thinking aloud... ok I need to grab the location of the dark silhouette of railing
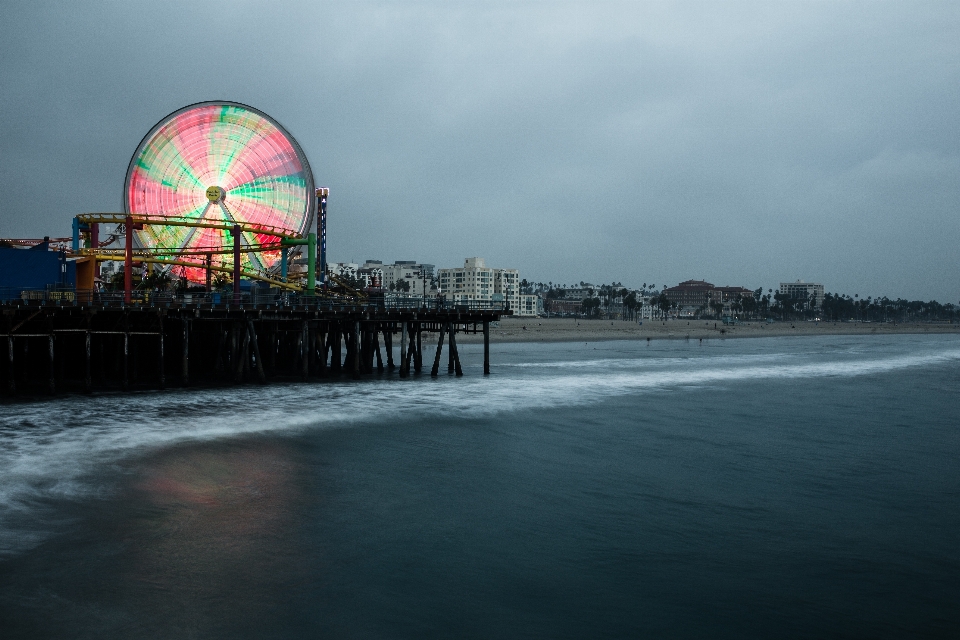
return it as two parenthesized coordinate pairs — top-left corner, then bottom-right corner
(1, 287), (508, 313)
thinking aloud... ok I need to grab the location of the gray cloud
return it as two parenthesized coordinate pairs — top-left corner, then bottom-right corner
(1, 0), (958, 300)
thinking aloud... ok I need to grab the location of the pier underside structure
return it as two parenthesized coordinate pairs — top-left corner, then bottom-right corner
(1, 303), (498, 396)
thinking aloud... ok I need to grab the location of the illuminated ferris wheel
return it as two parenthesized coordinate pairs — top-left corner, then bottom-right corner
(123, 101), (315, 280)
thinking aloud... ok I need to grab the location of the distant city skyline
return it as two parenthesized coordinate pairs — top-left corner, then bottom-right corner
(1, 1), (958, 301)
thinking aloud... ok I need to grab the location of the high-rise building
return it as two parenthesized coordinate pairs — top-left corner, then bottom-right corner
(381, 262), (432, 295)
(779, 281), (824, 309)
(438, 257), (493, 303)
(437, 257), (521, 311)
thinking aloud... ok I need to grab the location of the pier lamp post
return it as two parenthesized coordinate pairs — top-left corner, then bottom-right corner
(418, 267), (428, 309)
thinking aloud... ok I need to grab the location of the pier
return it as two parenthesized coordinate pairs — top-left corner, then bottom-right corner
(0, 100), (510, 399)
(1, 298), (502, 397)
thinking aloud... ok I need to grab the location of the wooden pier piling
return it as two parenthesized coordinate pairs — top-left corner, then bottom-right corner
(249, 320), (266, 384)
(7, 336), (14, 394)
(351, 321), (360, 379)
(431, 325), (446, 377)
(447, 323), (455, 373)
(414, 324), (422, 374)
(374, 325), (384, 373)
(157, 319), (164, 389)
(84, 330), (92, 392)
(181, 318), (190, 386)
(449, 325), (463, 377)
(483, 320), (490, 375)
(400, 322), (408, 378)
(47, 334), (55, 395)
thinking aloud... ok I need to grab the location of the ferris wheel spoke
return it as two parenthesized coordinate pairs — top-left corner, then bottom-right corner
(215, 122), (260, 179)
(171, 201), (215, 253)
(228, 177), (304, 223)
(228, 190), (301, 228)
(217, 201), (268, 273)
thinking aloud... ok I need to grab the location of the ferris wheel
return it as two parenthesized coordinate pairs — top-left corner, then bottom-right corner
(123, 101), (315, 280)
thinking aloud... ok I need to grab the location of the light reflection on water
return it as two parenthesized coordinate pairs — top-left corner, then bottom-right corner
(114, 443), (308, 629)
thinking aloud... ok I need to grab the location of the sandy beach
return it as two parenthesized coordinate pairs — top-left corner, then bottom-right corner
(456, 316), (960, 344)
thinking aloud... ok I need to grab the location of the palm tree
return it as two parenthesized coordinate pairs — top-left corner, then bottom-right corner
(709, 298), (724, 319)
(624, 292), (638, 320)
(655, 292), (671, 319)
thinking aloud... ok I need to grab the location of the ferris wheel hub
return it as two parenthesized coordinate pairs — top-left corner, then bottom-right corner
(205, 186), (226, 203)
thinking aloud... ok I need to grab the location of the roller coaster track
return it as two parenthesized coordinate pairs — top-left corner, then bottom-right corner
(70, 212), (314, 292)
(326, 272), (367, 300)
(74, 244), (286, 259)
(117, 255), (300, 290)
(0, 237), (71, 248)
(7, 213), (363, 300)
(75, 213), (304, 240)
(96, 253), (362, 300)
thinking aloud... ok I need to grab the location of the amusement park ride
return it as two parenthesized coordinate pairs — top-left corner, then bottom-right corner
(67, 101), (342, 302)
(1, 101), (501, 395)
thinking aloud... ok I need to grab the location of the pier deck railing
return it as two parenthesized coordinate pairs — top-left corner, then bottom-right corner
(0, 287), (508, 313)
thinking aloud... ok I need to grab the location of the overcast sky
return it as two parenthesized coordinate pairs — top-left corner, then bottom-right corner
(1, 1), (958, 300)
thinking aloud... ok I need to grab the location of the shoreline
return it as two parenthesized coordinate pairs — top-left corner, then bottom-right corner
(456, 317), (960, 344)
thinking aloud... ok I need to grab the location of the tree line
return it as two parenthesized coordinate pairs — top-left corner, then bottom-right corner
(521, 278), (959, 323)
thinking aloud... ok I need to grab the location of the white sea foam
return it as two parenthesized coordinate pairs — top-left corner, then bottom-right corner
(1, 339), (958, 555)
(498, 351), (801, 370)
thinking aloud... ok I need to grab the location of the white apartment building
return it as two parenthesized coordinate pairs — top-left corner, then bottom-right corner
(383, 264), (428, 295)
(362, 260), (434, 296)
(438, 257), (494, 304)
(392, 260), (435, 279)
(779, 281), (825, 309)
(437, 257), (521, 310)
(638, 295), (655, 320)
(517, 294), (542, 317)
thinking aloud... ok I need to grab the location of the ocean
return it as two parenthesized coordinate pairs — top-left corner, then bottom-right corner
(1, 334), (958, 638)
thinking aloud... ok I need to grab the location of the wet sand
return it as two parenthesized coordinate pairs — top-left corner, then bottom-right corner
(456, 316), (960, 344)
